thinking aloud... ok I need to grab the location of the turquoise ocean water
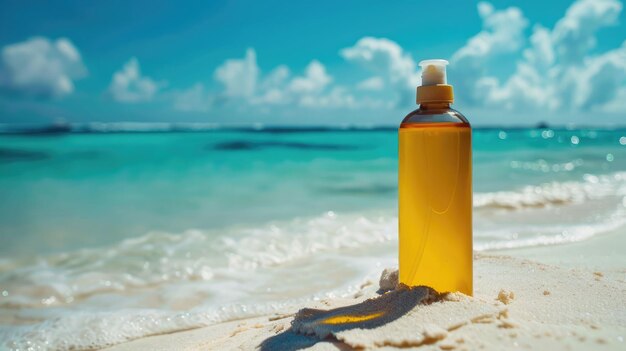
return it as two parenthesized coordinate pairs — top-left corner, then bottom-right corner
(1, 125), (626, 349)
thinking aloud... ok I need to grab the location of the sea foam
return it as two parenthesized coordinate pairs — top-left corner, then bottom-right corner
(473, 172), (626, 210)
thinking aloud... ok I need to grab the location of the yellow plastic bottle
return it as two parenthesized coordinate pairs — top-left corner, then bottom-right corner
(398, 59), (472, 295)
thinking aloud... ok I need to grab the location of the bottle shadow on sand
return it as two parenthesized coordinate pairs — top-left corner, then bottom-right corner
(259, 285), (440, 351)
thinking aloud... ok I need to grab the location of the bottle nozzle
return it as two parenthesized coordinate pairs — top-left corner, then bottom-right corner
(419, 59), (448, 86)
(416, 59), (453, 104)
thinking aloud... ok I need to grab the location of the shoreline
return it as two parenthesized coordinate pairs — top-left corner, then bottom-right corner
(498, 225), (626, 272)
(103, 227), (626, 351)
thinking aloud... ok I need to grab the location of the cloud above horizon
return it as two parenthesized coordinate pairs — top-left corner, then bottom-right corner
(172, 0), (625, 115)
(174, 49), (370, 112)
(340, 37), (420, 106)
(1, 0), (624, 120)
(108, 58), (164, 103)
(0, 37), (86, 98)
(457, 0), (626, 112)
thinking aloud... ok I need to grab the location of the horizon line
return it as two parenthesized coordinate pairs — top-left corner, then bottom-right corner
(2, 121), (626, 135)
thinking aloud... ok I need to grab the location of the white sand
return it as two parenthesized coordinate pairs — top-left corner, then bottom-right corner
(103, 230), (626, 351)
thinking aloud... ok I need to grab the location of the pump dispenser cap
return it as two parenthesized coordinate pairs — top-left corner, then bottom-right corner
(416, 59), (454, 104)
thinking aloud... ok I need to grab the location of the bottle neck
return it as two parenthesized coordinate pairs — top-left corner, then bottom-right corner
(419, 102), (451, 110)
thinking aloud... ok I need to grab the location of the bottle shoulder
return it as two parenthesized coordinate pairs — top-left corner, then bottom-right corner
(401, 106), (470, 126)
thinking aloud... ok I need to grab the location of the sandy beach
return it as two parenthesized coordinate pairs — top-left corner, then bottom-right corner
(102, 226), (626, 351)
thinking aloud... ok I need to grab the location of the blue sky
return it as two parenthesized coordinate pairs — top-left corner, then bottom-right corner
(0, 0), (625, 126)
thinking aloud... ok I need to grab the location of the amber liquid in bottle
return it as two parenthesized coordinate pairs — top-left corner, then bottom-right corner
(398, 102), (472, 295)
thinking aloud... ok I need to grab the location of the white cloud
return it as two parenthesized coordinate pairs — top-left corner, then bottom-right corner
(523, 25), (555, 68)
(0, 37), (86, 98)
(288, 60), (332, 93)
(173, 83), (214, 112)
(260, 65), (290, 90)
(602, 86), (626, 113)
(180, 50), (356, 110)
(357, 76), (384, 91)
(281, 61), (385, 109)
(450, 2), (529, 104)
(109, 57), (163, 103)
(458, 0), (626, 113)
(214, 48), (258, 98)
(575, 41), (626, 109)
(254, 60), (354, 108)
(475, 25), (558, 110)
(298, 86), (356, 108)
(341, 37), (419, 105)
(552, 0), (622, 65)
(341, 37), (418, 87)
(169, 0), (626, 117)
(453, 2), (528, 61)
(551, 0), (624, 110)
(252, 88), (289, 105)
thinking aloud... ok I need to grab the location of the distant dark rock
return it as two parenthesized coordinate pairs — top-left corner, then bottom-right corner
(211, 140), (359, 151)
